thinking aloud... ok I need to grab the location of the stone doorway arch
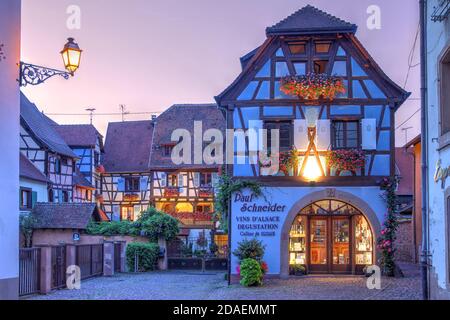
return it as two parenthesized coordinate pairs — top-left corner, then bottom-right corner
(280, 189), (382, 278)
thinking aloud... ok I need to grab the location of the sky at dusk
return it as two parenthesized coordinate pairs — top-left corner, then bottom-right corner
(21, 0), (420, 146)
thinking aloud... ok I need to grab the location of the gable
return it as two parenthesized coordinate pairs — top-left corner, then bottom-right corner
(216, 34), (408, 106)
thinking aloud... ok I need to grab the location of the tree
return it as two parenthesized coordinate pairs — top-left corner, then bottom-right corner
(20, 213), (36, 248)
(139, 207), (179, 242)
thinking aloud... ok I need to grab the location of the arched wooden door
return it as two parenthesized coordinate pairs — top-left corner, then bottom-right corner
(289, 200), (373, 274)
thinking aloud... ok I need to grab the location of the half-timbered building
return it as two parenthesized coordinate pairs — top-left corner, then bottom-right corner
(19, 153), (48, 214)
(101, 120), (153, 221)
(54, 124), (104, 192)
(215, 6), (409, 277)
(20, 93), (78, 203)
(149, 104), (225, 240)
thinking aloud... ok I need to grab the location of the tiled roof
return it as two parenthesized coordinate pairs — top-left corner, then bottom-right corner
(54, 124), (103, 148)
(266, 5), (357, 36)
(73, 167), (94, 188)
(20, 93), (77, 158)
(149, 104), (225, 170)
(32, 203), (106, 229)
(103, 120), (154, 172)
(19, 153), (47, 183)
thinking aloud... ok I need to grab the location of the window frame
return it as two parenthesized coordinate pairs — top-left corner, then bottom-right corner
(331, 120), (361, 150)
(439, 45), (450, 149)
(124, 177), (140, 192)
(200, 172), (212, 186)
(121, 205), (135, 221)
(264, 120), (293, 153)
(20, 187), (32, 210)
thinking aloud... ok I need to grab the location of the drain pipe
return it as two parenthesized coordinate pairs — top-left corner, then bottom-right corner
(419, 0), (429, 300)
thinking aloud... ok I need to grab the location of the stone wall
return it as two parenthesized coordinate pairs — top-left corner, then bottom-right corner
(395, 220), (414, 263)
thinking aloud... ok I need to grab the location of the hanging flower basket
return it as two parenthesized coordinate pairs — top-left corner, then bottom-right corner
(327, 149), (365, 172)
(95, 165), (106, 174)
(280, 73), (346, 100)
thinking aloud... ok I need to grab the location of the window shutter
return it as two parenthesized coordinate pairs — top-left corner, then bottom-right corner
(58, 190), (63, 203)
(248, 120), (263, 152)
(193, 172), (200, 187)
(139, 176), (149, 191)
(160, 172), (167, 187)
(178, 174), (184, 192)
(294, 119), (308, 151)
(117, 177), (125, 192)
(361, 118), (377, 150)
(316, 120), (331, 151)
(211, 173), (219, 187)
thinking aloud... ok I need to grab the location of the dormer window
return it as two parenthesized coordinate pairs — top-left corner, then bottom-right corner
(288, 42), (306, 55)
(315, 41), (332, 54)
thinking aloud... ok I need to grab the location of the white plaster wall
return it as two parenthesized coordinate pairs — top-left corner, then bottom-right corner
(19, 178), (48, 214)
(426, 0), (450, 289)
(230, 186), (386, 275)
(0, 0), (21, 285)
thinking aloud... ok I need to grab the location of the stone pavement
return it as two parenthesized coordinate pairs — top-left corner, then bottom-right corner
(28, 264), (421, 300)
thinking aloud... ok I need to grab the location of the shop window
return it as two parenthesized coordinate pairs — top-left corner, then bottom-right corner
(265, 121), (292, 152)
(332, 121), (359, 149)
(440, 47), (450, 135)
(313, 60), (328, 74)
(354, 215), (373, 265)
(20, 188), (32, 210)
(289, 216), (306, 266)
(125, 177), (140, 192)
(288, 42), (306, 55)
(315, 41), (332, 54)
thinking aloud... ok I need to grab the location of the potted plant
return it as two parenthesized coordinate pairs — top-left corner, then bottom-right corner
(289, 264), (306, 276)
(95, 164), (106, 174)
(280, 73), (346, 100)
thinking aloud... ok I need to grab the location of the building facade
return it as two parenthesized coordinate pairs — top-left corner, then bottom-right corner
(149, 104), (224, 240)
(19, 153), (49, 214)
(425, 0), (450, 300)
(20, 93), (78, 204)
(101, 120), (153, 221)
(215, 5), (409, 277)
(0, 0), (21, 299)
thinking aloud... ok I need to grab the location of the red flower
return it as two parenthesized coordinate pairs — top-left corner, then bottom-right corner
(260, 261), (268, 274)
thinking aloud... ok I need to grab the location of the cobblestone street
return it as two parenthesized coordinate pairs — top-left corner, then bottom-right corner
(28, 264), (421, 300)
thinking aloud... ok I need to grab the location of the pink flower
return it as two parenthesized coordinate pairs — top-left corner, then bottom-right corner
(236, 265), (240, 275)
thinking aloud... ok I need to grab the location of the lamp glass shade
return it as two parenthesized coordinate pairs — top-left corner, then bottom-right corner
(304, 106), (320, 127)
(60, 38), (82, 73)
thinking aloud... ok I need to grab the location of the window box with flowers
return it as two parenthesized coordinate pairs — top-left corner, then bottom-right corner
(280, 73), (346, 100)
(198, 185), (213, 197)
(164, 186), (180, 197)
(327, 149), (365, 176)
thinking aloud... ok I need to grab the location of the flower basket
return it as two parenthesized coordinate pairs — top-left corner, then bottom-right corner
(198, 186), (213, 197)
(280, 73), (346, 100)
(164, 187), (180, 197)
(279, 147), (299, 176)
(327, 149), (365, 173)
(123, 193), (139, 202)
(95, 165), (106, 174)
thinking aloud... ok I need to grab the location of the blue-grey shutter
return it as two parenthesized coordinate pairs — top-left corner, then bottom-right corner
(117, 177), (125, 192)
(159, 172), (167, 187)
(193, 172), (200, 187)
(139, 176), (149, 191)
(362, 119), (377, 150)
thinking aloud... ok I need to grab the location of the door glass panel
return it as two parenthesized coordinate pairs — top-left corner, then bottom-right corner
(310, 219), (327, 264)
(355, 215), (373, 265)
(289, 216), (307, 265)
(332, 219), (350, 265)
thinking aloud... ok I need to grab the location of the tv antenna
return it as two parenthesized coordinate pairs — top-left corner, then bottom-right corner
(119, 104), (129, 122)
(85, 108), (96, 124)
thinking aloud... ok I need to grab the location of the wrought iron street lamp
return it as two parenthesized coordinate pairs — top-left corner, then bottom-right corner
(19, 38), (82, 86)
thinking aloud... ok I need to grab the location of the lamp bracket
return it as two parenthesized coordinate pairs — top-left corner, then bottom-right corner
(19, 61), (72, 87)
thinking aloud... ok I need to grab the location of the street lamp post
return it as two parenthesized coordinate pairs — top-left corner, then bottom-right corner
(19, 37), (82, 86)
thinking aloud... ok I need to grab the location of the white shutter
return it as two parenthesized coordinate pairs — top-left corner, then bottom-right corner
(248, 120), (263, 153)
(117, 177), (125, 192)
(159, 172), (167, 187)
(316, 120), (331, 151)
(294, 119), (308, 151)
(193, 172), (200, 187)
(178, 174), (184, 192)
(139, 176), (149, 191)
(361, 118), (377, 150)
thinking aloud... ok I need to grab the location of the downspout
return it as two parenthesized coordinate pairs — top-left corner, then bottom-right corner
(404, 146), (417, 263)
(419, 0), (429, 300)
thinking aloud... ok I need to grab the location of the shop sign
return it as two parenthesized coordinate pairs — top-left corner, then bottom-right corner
(434, 160), (450, 189)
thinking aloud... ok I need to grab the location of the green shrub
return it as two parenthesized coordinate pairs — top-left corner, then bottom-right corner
(239, 258), (263, 287)
(126, 242), (160, 272)
(86, 220), (140, 236)
(289, 264), (306, 276)
(20, 213), (36, 248)
(140, 208), (179, 242)
(233, 239), (265, 262)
